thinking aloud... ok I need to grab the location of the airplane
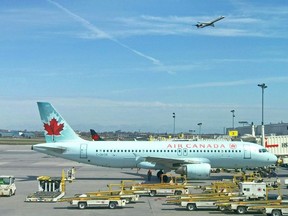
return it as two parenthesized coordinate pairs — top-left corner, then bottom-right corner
(90, 129), (103, 141)
(195, 16), (225, 28)
(32, 102), (277, 180)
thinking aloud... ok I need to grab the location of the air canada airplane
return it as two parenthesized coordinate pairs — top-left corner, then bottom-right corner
(32, 102), (277, 179)
(195, 16), (225, 28)
(90, 129), (103, 141)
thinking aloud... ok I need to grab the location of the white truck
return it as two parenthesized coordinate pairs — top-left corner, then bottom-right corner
(0, 176), (16, 197)
(238, 181), (267, 200)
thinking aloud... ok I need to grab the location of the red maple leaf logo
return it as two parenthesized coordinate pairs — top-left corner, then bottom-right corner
(92, 134), (100, 141)
(229, 143), (237, 149)
(44, 118), (64, 136)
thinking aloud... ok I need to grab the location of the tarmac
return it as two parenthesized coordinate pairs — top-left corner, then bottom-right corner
(0, 144), (287, 216)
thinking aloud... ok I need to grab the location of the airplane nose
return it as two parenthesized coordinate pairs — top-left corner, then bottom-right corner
(269, 154), (277, 164)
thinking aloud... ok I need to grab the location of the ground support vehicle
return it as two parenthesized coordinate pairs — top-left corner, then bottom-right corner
(130, 183), (189, 196)
(285, 179), (288, 189)
(166, 195), (232, 211)
(122, 174), (191, 197)
(217, 199), (282, 214)
(199, 181), (239, 194)
(249, 204), (288, 216)
(233, 172), (263, 185)
(25, 170), (66, 202)
(86, 184), (140, 203)
(59, 194), (126, 209)
(215, 182), (282, 214)
(0, 176), (16, 197)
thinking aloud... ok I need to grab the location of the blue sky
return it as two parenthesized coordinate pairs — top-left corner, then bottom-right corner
(0, 0), (288, 133)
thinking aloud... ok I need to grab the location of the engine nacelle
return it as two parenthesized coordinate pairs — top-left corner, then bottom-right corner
(175, 163), (211, 179)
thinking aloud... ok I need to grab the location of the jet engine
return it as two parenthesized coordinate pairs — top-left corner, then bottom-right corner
(175, 163), (211, 179)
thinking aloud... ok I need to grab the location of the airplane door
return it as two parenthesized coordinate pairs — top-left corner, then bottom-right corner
(80, 144), (87, 159)
(177, 149), (188, 156)
(244, 144), (251, 159)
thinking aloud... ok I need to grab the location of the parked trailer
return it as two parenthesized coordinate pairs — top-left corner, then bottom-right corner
(216, 182), (282, 214)
(122, 174), (191, 197)
(86, 185), (140, 203)
(166, 195), (232, 211)
(219, 200), (282, 214)
(180, 196), (231, 211)
(249, 204), (288, 216)
(59, 194), (126, 209)
(168, 182), (280, 212)
(130, 183), (189, 197)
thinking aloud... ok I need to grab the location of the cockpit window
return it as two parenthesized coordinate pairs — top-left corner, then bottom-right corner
(259, 149), (268, 153)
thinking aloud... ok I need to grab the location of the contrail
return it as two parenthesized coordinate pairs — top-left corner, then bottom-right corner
(47, 0), (173, 74)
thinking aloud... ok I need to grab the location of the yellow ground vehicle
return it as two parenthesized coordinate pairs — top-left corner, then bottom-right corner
(60, 194), (126, 209)
(126, 174), (190, 196)
(0, 176), (16, 197)
(85, 183), (140, 203)
(200, 181), (239, 194)
(216, 182), (282, 214)
(218, 199), (282, 214)
(25, 170), (66, 202)
(167, 194), (232, 211)
(249, 204), (288, 216)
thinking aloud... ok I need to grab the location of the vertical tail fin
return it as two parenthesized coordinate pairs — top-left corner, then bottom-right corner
(90, 129), (103, 141)
(37, 102), (82, 143)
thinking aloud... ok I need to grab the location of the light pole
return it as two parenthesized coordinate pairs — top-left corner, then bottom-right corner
(197, 123), (202, 137)
(172, 112), (176, 136)
(258, 83), (267, 146)
(231, 110), (235, 129)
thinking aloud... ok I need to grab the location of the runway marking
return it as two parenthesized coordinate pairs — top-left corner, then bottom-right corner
(32, 161), (78, 167)
(6, 150), (32, 152)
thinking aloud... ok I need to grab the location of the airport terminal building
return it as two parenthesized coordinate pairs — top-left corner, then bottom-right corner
(227, 122), (288, 136)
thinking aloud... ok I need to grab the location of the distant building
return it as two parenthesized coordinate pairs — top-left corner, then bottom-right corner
(227, 122), (288, 136)
(0, 130), (35, 138)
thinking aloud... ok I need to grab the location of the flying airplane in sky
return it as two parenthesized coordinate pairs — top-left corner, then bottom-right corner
(32, 102), (277, 179)
(195, 16), (225, 28)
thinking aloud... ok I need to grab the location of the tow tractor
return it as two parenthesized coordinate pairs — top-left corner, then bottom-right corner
(0, 176), (16, 197)
(25, 170), (66, 202)
(59, 194), (126, 209)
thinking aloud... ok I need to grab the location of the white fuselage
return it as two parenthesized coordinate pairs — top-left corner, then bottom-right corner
(33, 140), (277, 170)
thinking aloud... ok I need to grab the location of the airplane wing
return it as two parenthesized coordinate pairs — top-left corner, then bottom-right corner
(144, 156), (210, 169)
